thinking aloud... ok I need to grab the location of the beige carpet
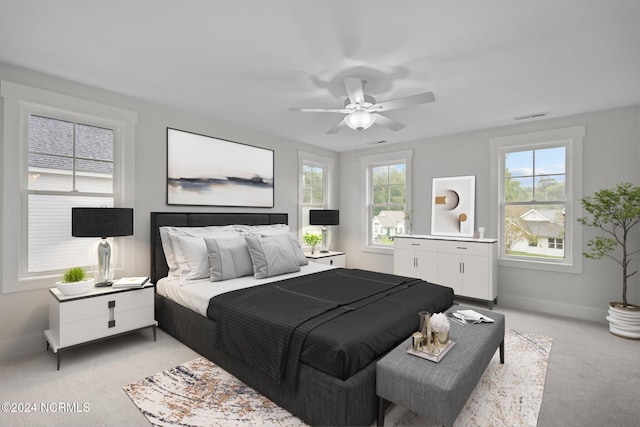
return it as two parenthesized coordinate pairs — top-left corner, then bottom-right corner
(124, 329), (552, 427)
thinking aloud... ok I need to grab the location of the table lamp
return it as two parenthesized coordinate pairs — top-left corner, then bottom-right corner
(309, 209), (339, 253)
(72, 207), (133, 287)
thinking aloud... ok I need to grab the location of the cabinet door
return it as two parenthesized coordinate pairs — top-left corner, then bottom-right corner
(437, 252), (463, 294)
(414, 251), (438, 283)
(394, 248), (420, 278)
(461, 255), (490, 300)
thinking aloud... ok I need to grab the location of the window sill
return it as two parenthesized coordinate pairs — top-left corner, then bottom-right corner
(498, 257), (582, 274)
(362, 245), (395, 255)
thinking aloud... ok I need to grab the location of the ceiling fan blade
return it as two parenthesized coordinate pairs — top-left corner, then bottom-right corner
(343, 77), (366, 105)
(327, 119), (347, 134)
(372, 113), (405, 131)
(289, 107), (350, 113)
(371, 92), (435, 112)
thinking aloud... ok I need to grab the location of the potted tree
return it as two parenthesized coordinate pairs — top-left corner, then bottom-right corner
(578, 182), (640, 338)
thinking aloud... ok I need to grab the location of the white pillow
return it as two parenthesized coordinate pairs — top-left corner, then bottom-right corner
(170, 231), (240, 283)
(245, 234), (301, 279)
(204, 236), (254, 281)
(159, 225), (236, 277)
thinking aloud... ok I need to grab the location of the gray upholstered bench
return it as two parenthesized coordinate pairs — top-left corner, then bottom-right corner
(376, 305), (505, 427)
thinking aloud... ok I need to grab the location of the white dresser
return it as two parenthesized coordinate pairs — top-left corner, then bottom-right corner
(45, 284), (157, 369)
(394, 235), (498, 308)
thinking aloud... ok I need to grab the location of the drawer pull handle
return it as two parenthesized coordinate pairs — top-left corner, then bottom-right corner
(411, 243), (420, 246)
(108, 300), (115, 328)
(457, 246), (468, 250)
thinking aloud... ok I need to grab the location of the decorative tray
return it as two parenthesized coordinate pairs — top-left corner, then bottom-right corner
(406, 340), (456, 363)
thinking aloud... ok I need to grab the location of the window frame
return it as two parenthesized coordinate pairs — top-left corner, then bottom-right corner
(298, 151), (335, 250)
(490, 126), (584, 274)
(361, 150), (412, 254)
(1, 81), (137, 294)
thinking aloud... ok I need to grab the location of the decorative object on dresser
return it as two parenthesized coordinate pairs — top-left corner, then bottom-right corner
(44, 284), (156, 370)
(578, 182), (640, 338)
(431, 175), (475, 237)
(72, 207), (134, 287)
(309, 209), (339, 252)
(305, 250), (346, 267)
(166, 128), (274, 207)
(394, 235), (498, 308)
(55, 266), (94, 296)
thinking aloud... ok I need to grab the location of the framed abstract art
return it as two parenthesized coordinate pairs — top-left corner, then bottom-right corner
(166, 128), (274, 207)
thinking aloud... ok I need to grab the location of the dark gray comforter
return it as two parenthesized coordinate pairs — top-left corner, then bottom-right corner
(208, 268), (454, 389)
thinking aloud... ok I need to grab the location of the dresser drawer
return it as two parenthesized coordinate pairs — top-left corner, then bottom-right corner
(394, 238), (438, 251)
(437, 240), (489, 256)
(59, 287), (153, 324)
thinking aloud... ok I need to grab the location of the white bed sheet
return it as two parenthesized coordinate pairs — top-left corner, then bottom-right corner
(156, 261), (337, 316)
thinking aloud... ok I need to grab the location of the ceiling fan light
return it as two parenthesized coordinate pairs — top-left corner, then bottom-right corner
(345, 110), (376, 131)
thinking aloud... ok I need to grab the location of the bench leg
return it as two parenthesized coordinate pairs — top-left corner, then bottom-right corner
(499, 339), (505, 364)
(377, 397), (390, 426)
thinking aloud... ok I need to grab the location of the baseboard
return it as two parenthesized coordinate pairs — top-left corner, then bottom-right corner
(0, 331), (46, 361)
(497, 293), (608, 323)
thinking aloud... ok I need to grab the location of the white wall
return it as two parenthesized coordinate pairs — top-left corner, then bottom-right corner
(339, 105), (640, 322)
(0, 62), (337, 359)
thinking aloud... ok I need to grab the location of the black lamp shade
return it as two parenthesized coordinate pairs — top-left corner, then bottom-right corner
(309, 209), (339, 226)
(72, 208), (134, 238)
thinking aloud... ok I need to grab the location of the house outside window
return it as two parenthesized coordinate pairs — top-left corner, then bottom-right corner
(490, 126), (584, 273)
(362, 151), (412, 252)
(1, 81), (137, 293)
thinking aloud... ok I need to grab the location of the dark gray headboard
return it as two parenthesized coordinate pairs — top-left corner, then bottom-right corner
(150, 212), (289, 284)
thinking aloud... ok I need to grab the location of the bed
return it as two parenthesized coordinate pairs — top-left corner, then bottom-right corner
(150, 212), (454, 426)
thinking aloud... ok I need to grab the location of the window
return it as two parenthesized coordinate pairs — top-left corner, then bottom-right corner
(27, 115), (115, 273)
(1, 81), (137, 293)
(490, 126), (584, 273)
(298, 151), (335, 248)
(362, 150), (412, 252)
(549, 238), (563, 250)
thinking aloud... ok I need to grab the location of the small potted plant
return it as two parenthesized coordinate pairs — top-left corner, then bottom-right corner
(303, 232), (322, 254)
(578, 182), (640, 338)
(56, 267), (95, 296)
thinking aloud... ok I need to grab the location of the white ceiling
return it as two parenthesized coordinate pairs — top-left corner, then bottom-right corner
(1, 0), (639, 152)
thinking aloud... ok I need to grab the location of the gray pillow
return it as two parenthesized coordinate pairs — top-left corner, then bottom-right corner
(260, 231), (309, 266)
(204, 236), (254, 281)
(245, 235), (301, 279)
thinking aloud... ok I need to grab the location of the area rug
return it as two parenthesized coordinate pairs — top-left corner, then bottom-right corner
(123, 329), (552, 427)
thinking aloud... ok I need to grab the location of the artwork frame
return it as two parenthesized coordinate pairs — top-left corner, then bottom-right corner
(166, 128), (274, 207)
(431, 175), (476, 237)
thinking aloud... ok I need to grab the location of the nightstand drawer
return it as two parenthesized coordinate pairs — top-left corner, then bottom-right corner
(59, 287), (153, 324)
(58, 306), (155, 347)
(313, 254), (345, 267)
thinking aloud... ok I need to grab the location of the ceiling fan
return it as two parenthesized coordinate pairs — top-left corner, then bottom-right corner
(290, 77), (435, 134)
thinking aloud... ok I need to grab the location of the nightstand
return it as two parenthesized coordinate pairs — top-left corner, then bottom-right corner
(305, 251), (346, 267)
(44, 283), (157, 370)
